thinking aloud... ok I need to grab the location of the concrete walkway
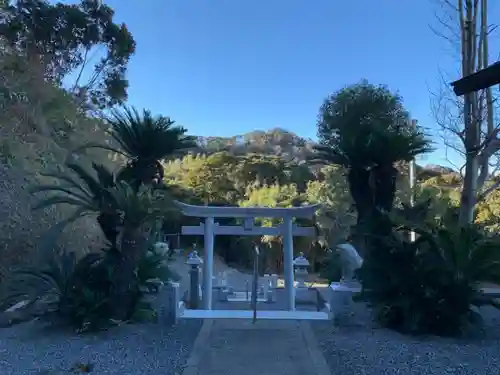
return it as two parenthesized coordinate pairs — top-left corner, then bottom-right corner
(181, 319), (332, 375)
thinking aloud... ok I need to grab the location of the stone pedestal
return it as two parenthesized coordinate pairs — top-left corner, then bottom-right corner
(156, 281), (180, 325)
(186, 251), (203, 309)
(329, 282), (361, 324)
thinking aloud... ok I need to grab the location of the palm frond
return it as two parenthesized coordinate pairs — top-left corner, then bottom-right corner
(309, 145), (350, 167)
(107, 182), (178, 229)
(30, 185), (92, 204)
(66, 163), (110, 199)
(70, 142), (129, 158)
(92, 163), (116, 188)
(0, 250), (79, 310)
(36, 170), (94, 200)
(105, 106), (196, 161)
(31, 162), (120, 248)
(32, 195), (96, 211)
(38, 207), (91, 256)
(33, 162), (117, 212)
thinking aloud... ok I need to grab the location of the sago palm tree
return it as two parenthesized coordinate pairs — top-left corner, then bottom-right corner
(31, 163), (179, 320)
(313, 81), (433, 232)
(76, 106), (197, 191)
(100, 181), (179, 319)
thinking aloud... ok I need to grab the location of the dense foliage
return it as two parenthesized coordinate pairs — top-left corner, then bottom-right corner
(357, 213), (500, 336)
(1, 0), (136, 108)
(0, 103), (184, 331)
(162, 152), (352, 272)
(314, 81), (433, 248)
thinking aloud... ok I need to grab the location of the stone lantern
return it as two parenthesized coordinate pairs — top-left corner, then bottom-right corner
(186, 251), (203, 309)
(293, 252), (310, 288)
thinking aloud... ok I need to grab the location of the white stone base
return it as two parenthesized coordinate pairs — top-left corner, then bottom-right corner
(180, 309), (330, 320)
(227, 292), (267, 302)
(294, 287), (312, 300)
(329, 282), (361, 323)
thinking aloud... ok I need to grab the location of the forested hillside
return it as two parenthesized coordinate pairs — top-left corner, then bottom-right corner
(195, 128), (458, 180)
(158, 127), (500, 274)
(0, 0), (132, 279)
(160, 128), (472, 272)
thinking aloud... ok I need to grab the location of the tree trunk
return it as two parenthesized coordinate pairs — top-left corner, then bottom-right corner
(460, 151), (479, 224)
(108, 227), (147, 321)
(97, 211), (122, 248)
(432, 0), (496, 223)
(346, 167), (373, 255)
(477, 0), (494, 191)
(459, 1), (480, 225)
(373, 164), (398, 213)
(347, 167), (373, 226)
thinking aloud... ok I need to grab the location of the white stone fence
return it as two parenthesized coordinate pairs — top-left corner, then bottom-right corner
(156, 243), (500, 324)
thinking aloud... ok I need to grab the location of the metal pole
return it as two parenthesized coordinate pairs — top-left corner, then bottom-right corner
(409, 119), (417, 243)
(252, 245), (259, 323)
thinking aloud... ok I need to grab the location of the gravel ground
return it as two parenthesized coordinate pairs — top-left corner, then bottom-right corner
(312, 304), (500, 375)
(0, 319), (202, 375)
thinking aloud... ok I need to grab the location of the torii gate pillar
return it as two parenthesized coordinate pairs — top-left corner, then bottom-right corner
(203, 216), (214, 310)
(282, 216), (295, 310)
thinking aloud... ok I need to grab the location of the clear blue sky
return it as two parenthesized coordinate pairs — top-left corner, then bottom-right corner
(102, 0), (469, 166)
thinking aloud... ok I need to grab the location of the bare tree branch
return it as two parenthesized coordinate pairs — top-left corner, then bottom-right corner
(477, 178), (500, 201)
(430, 0), (500, 222)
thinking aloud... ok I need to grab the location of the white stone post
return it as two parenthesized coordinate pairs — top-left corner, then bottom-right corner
(162, 281), (180, 325)
(263, 274), (278, 302)
(282, 216), (295, 311)
(203, 216), (215, 310)
(263, 274), (270, 300)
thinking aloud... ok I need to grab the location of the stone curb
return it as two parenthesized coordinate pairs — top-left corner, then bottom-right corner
(181, 319), (214, 375)
(300, 321), (333, 375)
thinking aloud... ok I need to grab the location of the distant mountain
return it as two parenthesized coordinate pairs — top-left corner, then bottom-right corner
(195, 128), (315, 163)
(417, 164), (458, 181)
(195, 128), (458, 179)
(423, 164), (456, 175)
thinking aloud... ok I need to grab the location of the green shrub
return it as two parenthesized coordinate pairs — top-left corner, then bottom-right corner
(137, 241), (181, 293)
(0, 250), (81, 313)
(0, 250), (118, 332)
(0, 241), (178, 332)
(60, 251), (124, 332)
(356, 215), (500, 336)
(319, 250), (342, 283)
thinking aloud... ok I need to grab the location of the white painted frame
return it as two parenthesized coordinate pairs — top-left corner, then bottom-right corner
(176, 201), (319, 311)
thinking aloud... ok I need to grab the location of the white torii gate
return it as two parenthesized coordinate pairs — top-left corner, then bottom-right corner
(176, 202), (319, 311)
